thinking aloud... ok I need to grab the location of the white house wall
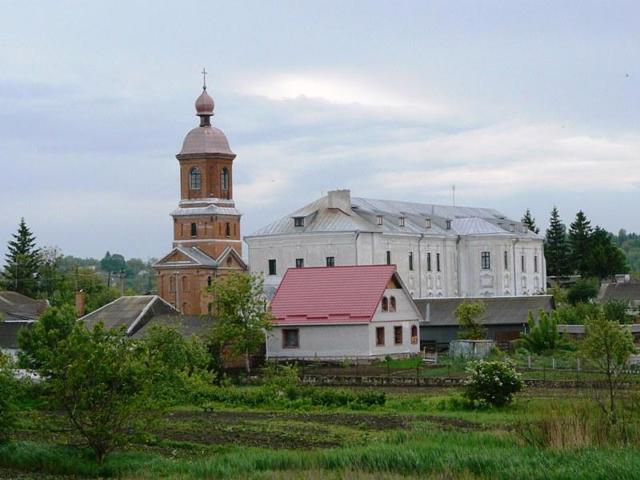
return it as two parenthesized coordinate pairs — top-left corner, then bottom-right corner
(266, 324), (370, 359)
(247, 233), (545, 298)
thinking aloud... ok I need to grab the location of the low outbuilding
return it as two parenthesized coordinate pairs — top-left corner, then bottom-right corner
(267, 265), (422, 360)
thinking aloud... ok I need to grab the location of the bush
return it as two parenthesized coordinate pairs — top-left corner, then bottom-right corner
(567, 279), (599, 306)
(463, 360), (522, 408)
(0, 354), (18, 441)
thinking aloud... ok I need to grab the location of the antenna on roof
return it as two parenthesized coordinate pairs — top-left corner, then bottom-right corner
(451, 185), (456, 206)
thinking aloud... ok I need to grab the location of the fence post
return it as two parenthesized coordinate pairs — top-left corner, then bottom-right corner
(527, 355), (532, 369)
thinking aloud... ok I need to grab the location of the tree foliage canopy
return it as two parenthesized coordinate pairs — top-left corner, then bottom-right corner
(2, 218), (41, 297)
(456, 301), (487, 340)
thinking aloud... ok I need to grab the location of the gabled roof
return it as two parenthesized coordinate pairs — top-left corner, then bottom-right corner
(0, 291), (49, 322)
(154, 246), (218, 268)
(79, 295), (179, 336)
(415, 295), (554, 326)
(216, 246), (248, 270)
(599, 282), (640, 303)
(130, 314), (215, 339)
(270, 265), (399, 325)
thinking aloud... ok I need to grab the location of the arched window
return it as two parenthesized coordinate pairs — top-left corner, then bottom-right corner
(381, 296), (389, 312)
(225, 222), (231, 237)
(221, 168), (229, 193)
(390, 296), (397, 312)
(169, 276), (176, 293)
(181, 276), (189, 292)
(189, 167), (201, 190)
(411, 325), (418, 344)
(207, 276), (212, 287)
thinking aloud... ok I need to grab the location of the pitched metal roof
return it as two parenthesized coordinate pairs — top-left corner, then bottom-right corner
(415, 295), (554, 326)
(599, 282), (640, 302)
(270, 265), (398, 325)
(130, 314), (215, 339)
(0, 291), (48, 322)
(80, 295), (179, 335)
(247, 192), (541, 239)
(155, 246), (218, 268)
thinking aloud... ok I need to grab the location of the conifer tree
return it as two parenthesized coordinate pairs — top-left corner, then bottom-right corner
(544, 207), (570, 276)
(2, 218), (41, 297)
(568, 210), (593, 275)
(521, 209), (540, 234)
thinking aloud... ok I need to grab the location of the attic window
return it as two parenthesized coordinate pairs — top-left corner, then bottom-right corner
(425, 218), (432, 229)
(446, 220), (452, 230)
(399, 216), (405, 227)
(377, 215), (383, 226)
(294, 217), (304, 227)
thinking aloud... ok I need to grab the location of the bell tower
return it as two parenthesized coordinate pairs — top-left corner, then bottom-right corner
(154, 74), (246, 315)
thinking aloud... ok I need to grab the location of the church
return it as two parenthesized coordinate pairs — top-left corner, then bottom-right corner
(245, 189), (546, 299)
(154, 80), (246, 315)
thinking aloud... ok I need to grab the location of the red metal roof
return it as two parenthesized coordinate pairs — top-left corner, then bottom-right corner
(270, 265), (397, 325)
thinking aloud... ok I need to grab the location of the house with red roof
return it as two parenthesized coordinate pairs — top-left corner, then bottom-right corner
(267, 265), (422, 360)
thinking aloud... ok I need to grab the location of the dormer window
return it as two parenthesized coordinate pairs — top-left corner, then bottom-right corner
(294, 217), (305, 227)
(399, 217), (405, 227)
(446, 220), (452, 230)
(425, 218), (432, 229)
(377, 215), (383, 226)
(189, 167), (201, 190)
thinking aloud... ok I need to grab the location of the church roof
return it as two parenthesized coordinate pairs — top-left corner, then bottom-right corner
(154, 246), (219, 268)
(247, 191), (542, 240)
(179, 126), (234, 156)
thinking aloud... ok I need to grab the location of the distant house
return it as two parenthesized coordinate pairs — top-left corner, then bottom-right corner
(267, 265), (422, 360)
(598, 281), (640, 314)
(415, 295), (554, 349)
(0, 291), (49, 356)
(79, 295), (213, 338)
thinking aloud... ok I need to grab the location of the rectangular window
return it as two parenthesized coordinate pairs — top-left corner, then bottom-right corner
(399, 217), (405, 227)
(409, 252), (414, 271)
(481, 252), (491, 270)
(268, 259), (277, 276)
(294, 217), (304, 227)
(504, 251), (509, 270)
(386, 250), (391, 265)
(427, 252), (432, 272)
(521, 255), (526, 272)
(436, 253), (441, 272)
(446, 220), (452, 230)
(376, 327), (385, 346)
(190, 223), (197, 237)
(394, 326), (403, 345)
(534, 255), (538, 273)
(282, 329), (299, 348)
(326, 256), (335, 267)
(425, 218), (432, 229)
(295, 258), (304, 268)
(377, 215), (383, 225)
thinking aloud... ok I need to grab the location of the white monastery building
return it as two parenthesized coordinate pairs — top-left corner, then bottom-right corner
(245, 189), (545, 298)
(267, 265), (421, 360)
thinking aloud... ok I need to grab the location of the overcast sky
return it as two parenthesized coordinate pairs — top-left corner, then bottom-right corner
(1, 1), (638, 261)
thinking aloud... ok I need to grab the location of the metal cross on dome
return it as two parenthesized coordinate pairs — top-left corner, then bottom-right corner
(201, 67), (208, 89)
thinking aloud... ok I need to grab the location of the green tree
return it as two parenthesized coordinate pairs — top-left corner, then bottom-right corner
(207, 272), (273, 374)
(0, 352), (18, 441)
(456, 301), (487, 340)
(2, 218), (41, 297)
(544, 207), (570, 276)
(46, 323), (157, 463)
(568, 210), (593, 275)
(581, 312), (635, 423)
(520, 310), (563, 354)
(584, 227), (628, 280)
(521, 209), (540, 234)
(567, 278), (599, 305)
(17, 305), (77, 375)
(602, 299), (632, 324)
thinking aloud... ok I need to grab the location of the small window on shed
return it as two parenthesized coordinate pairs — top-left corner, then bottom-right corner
(282, 329), (299, 348)
(294, 217), (304, 227)
(394, 326), (403, 345)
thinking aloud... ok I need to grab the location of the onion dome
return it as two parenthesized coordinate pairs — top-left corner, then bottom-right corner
(195, 88), (214, 116)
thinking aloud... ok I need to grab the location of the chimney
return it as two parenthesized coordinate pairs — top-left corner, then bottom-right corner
(327, 189), (352, 213)
(75, 290), (86, 317)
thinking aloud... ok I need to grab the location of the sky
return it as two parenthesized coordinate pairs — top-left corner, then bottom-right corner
(0, 0), (638, 261)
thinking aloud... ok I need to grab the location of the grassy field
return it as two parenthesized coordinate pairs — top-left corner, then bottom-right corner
(1, 386), (639, 479)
